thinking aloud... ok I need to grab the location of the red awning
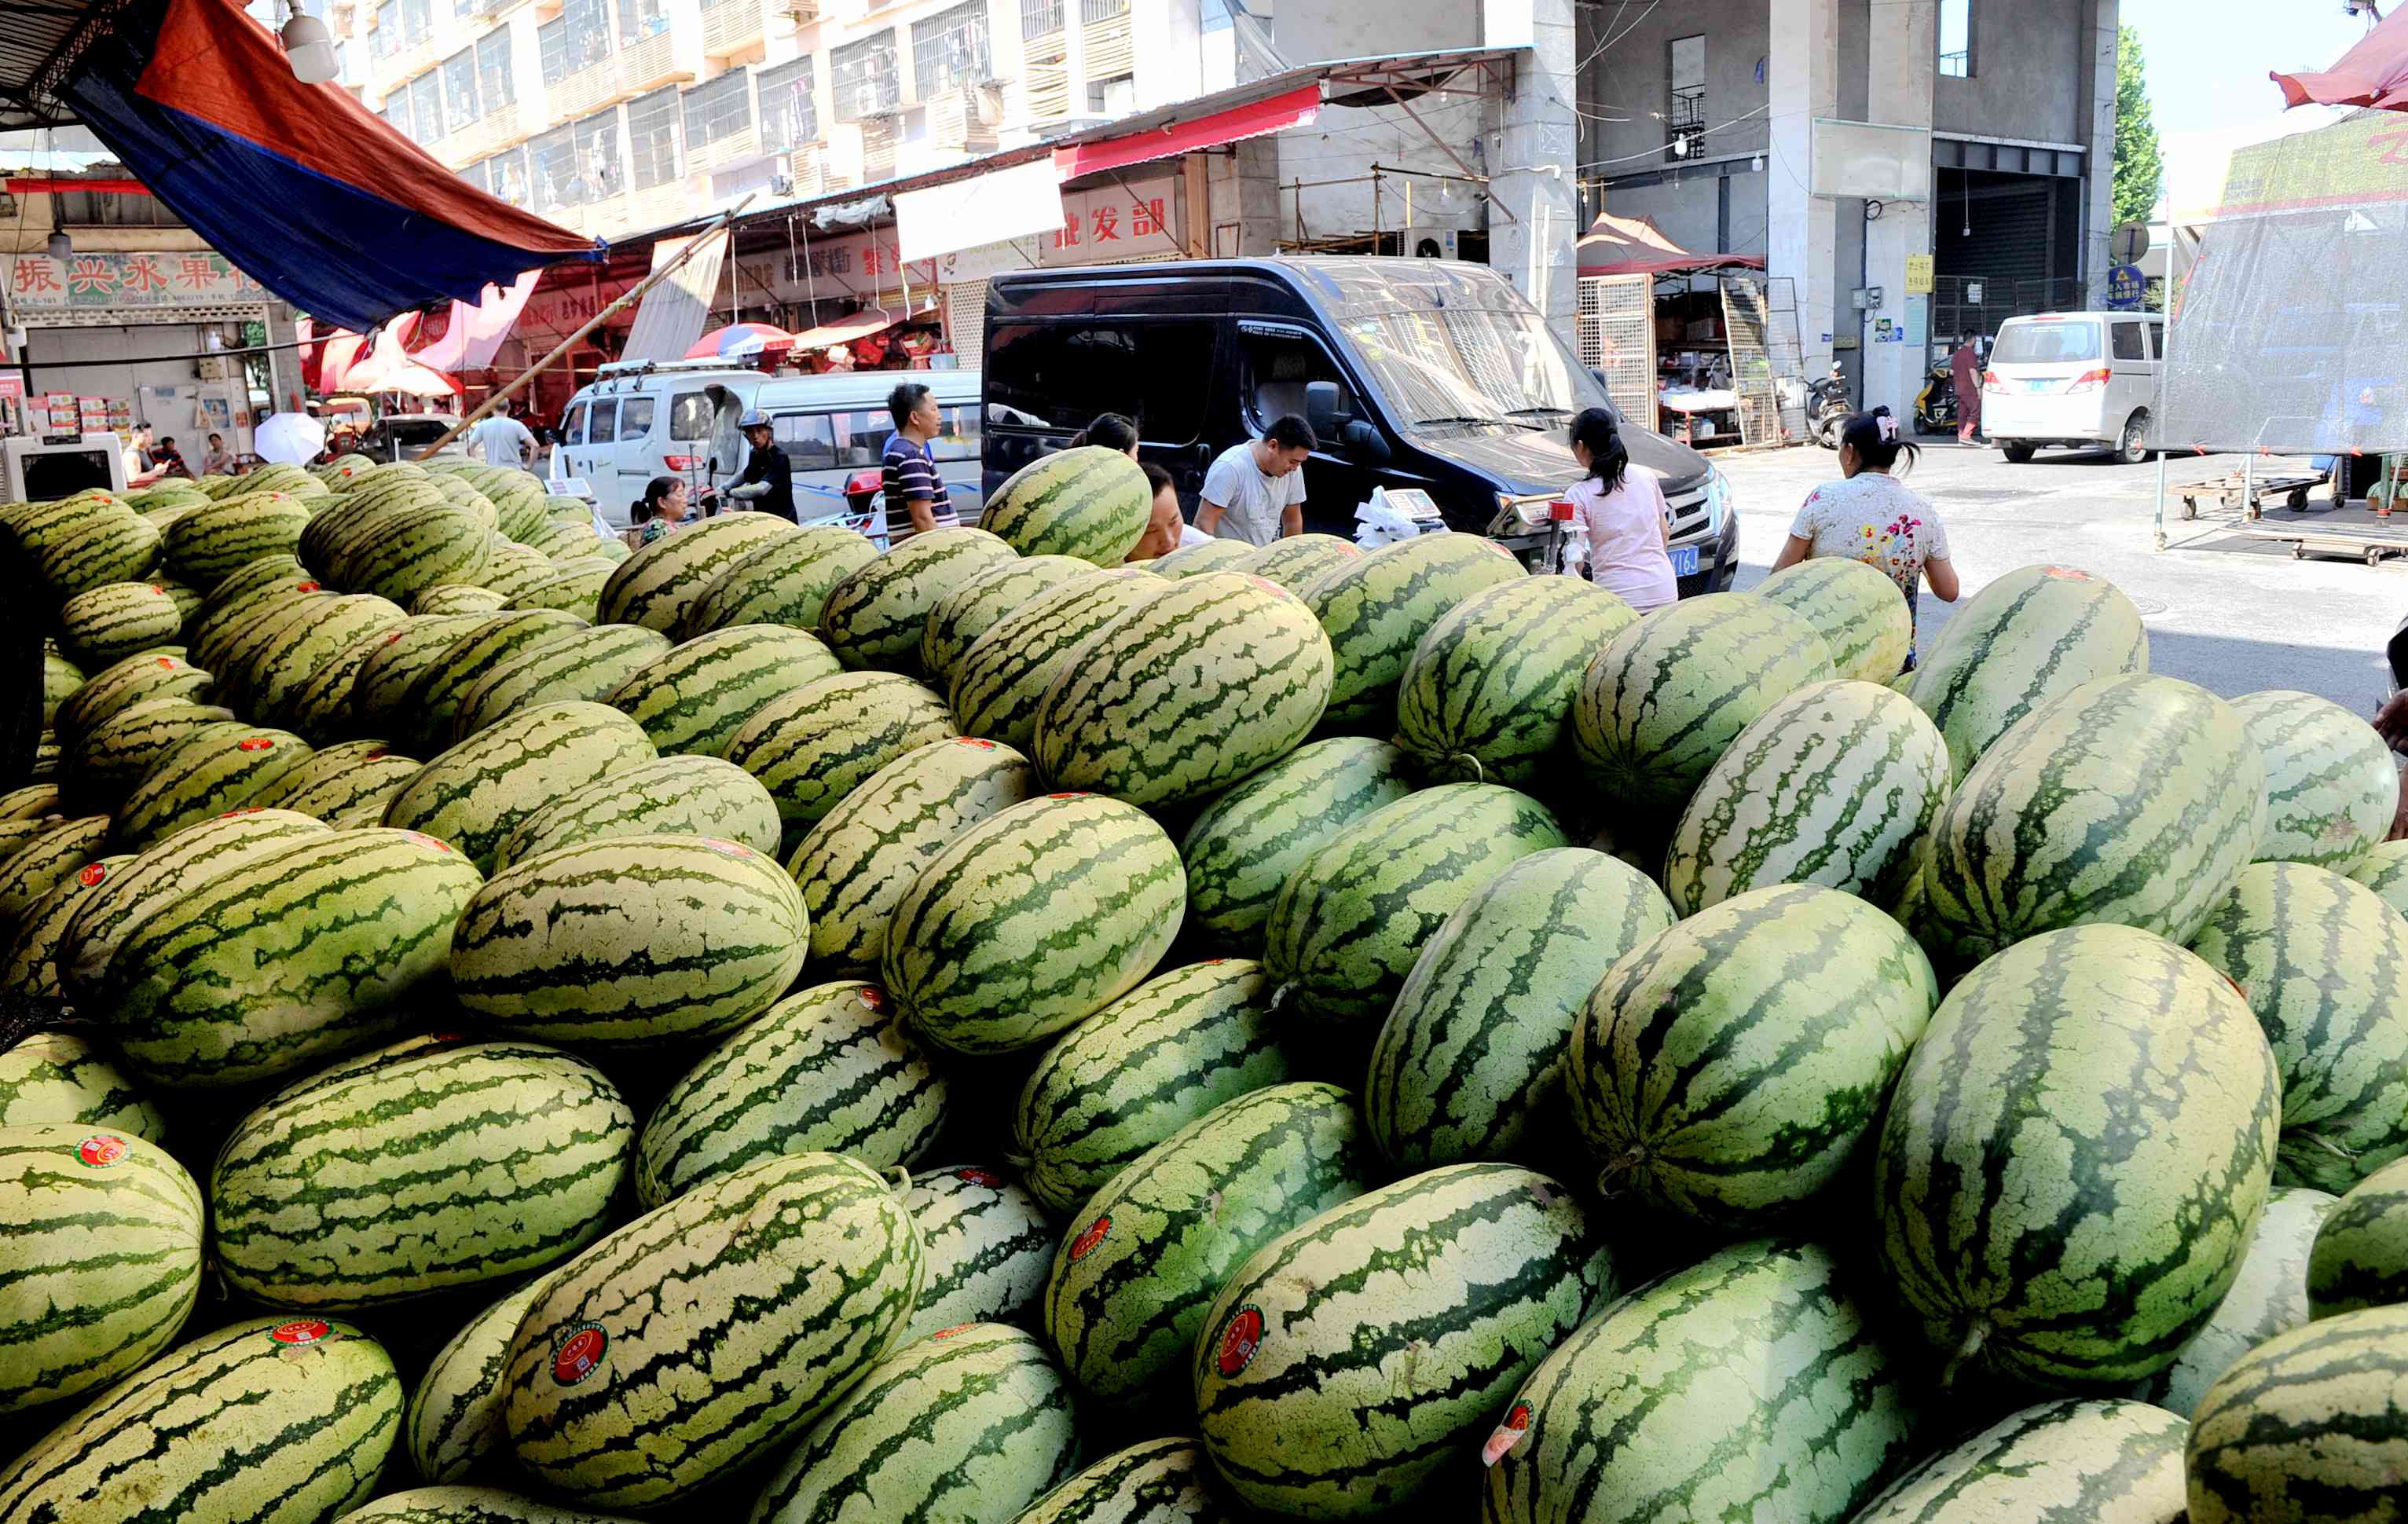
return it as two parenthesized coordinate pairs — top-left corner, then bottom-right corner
(2273, 12), (2408, 112)
(1052, 83), (1321, 181)
(790, 310), (903, 351)
(1577, 211), (1766, 277)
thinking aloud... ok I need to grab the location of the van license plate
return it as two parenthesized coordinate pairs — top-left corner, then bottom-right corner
(1669, 545), (1699, 577)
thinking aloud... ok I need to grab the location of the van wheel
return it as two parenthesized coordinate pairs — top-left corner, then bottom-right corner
(2116, 410), (2152, 466)
(1999, 442), (2036, 463)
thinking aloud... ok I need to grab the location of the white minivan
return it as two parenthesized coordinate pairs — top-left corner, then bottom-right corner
(1982, 310), (2164, 465)
(551, 360), (768, 526)
(750, 369), (984, 543)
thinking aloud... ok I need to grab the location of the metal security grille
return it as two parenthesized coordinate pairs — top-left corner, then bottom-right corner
(684, 68), (751, 148)
(1762, 273), (1807, 440)
(1578, 273), (1654, 427)
(574, 108), (622, 195)
(627, 86), (682, 189)
(758, 57), (816, 150)
(946, 280), (987, 364)
(1719, 273), (1786, 448)
(477, 30), (514, 108)
(831, 32), (900, 120)
(913, 2), (991, 96)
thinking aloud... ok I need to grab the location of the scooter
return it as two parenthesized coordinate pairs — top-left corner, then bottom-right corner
(1914, 361), (1959, 435)
(1805, 364), (1851, 449)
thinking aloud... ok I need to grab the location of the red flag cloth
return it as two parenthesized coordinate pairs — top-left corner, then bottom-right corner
(2273, 12), (2408, 112)
(413, 270), (544, 372)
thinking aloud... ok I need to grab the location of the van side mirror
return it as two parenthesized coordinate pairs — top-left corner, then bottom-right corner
(1342, 419), (1390, 465)
(1305, 381), (1343, 440)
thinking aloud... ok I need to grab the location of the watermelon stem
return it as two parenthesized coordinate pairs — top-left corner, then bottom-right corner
(1269, 983), (1296, 1014)
(1447, 753), (1486, 784)
(1940, 1320), (1988, 1387)
(2296, 1130), (2359, 1165)
(1593, 1149), (1647, 1196)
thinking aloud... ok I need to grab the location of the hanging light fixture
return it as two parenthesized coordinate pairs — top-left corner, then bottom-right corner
(1750, 153), (1764, 172)
(45, 230), (71, 260)
(280, 2), (340, 85)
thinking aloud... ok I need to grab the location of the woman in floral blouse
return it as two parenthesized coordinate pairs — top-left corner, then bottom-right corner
(1770, 406), (1960, 671)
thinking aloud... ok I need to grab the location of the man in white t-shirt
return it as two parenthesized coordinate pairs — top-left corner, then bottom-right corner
(467, 403), (537, 471)
(1197, 416), (1314, 547)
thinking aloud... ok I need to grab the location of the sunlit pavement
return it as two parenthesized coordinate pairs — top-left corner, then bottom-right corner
(1713, 439), (2406, 713)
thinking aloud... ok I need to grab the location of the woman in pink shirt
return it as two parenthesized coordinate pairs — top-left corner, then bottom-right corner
(1567, 407), (1678, 612)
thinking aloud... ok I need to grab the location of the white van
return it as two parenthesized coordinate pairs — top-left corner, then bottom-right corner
(1982, 311), (2164, 465)
(750, 369), (984, 542)
(552, 360), (768, 526)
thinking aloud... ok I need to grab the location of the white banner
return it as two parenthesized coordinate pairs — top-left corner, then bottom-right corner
(896, 159), (1067, 264)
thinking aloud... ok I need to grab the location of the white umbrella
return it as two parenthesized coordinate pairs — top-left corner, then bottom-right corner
(254, 412), (326, 466)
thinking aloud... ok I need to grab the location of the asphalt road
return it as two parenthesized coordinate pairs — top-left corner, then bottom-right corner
(1711, 438), (2406, 714)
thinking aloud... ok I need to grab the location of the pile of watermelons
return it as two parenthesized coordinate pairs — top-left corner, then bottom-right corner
(0, 438), (2403, 1523)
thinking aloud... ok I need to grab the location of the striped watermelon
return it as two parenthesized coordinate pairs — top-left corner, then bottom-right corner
(1263, 782), (1566, 1031)
(211, 1038), (634, 1309)
(747, 1322), (1080, 1524)
(2231, 689), (2398, 872)
(0, 1124), (203, 1413)
(449, 833), (805, 1047)
(789, 736), (1039, 975)
(2185, 1305), (2408, 1523)
(2307, 1156), (2408, 1317)
(1045, 1081), (1375, 1404)
(919, 552), (1095, 683)
(104, 826), (486, 1089)
(335, 504), (493, 603)
(981, 446), (1153, 565)
(383, 699), (655, 871)
(819, 526), (1018, 677)
(1754, 554), (1914, 682)
(2351, 838), (2408, 918)
(1395, 577), (1637, 786)
(885, 793), (1186, 1056)
(68, 698), (235, 807)
(279, 625), (408, 743)
(1177, 735), (1415, 947)
(1013, 1438), (1236, 1524)
(185, 573), (324, 673)
(0, 813), (109, 925)
(1662, 677), (1952, 916)
(1483, 1237), (1916, 1524)
(1910, 563), (2150, 779)
(1301, 532), (1527, 732)
(2189, 863), (2408, 1192)
(507, 561), (611, 621)
(340, 1488), (643, 1523)
(634, 980), (944, 1208)
(247, 739), (426, 824)
(900, 1165), (1054, 1345)
(416, 583), (509, 616)
(449, 624), (673, 741)
(1193, 1162), (1611, 1519)
(1571, 590), (1835, 810)
(948, 570), (1166, 751)
(1013, 957), (1286, 1216)
(0, 1313), (401, 1522)
(148, 577), (201, 623)
(53, 651), (210, 743)
(57, 581), (182, 669)
(603, 624), (842, 758)
(485, 537), (590, 606)
(1367, 848), (1674, 1171)
(405, 610), (590, 753)
(115, 724), (314, 850)
(598, 511), (798, 632)
(676, 525), (881, 636)
(493, 753), (782, 869)
(1863, 1398), (2192, 1523)
(346, 614), (508, 738)
(1920, 676), (2267, 963)
(1144, 537), (1254, 579)
(0, 1026), (161, 1138)
(723, 671), (957, 835)
(0, 785), (56, 822)
(36, 512), (161, 598)
(2132, 1185), (2335, 1418)
(1875, 923), (2282, 1387)
(0, 857), (136, 1002)
(37, 650), (79, 727)
(1568, 883), (1938, 1226)
(499, 1152), (922, 1509)
(406, 1277), (557, 1485)
(1244, 534), (1368, 590)
(244, 595), (412, 730)
(162, 491), (312, 588)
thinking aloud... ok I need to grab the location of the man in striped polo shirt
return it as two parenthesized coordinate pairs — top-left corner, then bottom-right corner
(881, 382), (960, 546)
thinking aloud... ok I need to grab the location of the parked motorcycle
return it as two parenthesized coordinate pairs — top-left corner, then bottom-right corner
(1805, 364), (1851, 449)
(1914, 360), (1959, 435)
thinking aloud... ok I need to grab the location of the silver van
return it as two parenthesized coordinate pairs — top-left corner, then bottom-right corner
(552, 360), (768, 526)
(750, 369), (984, 543)
(1982, 311), (2165, 465)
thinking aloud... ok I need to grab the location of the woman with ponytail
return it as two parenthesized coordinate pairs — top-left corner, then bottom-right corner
(1772, 405), (1959, 669)
(1567, 406), (1678, 613)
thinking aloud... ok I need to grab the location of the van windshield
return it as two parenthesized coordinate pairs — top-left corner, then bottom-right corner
(1993, 321), (2103, 365)
(1327, 303), (1611, 431)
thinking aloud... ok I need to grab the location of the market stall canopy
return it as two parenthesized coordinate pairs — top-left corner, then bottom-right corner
(8, 0), (602, 332)
(1577, 212), (1765, 277)
(344, 324), (462, 400)
(790, 310), (902, 351)
(687, 321), (798, 361)
(2272, 11), (2408, 112)
(412, 271), (544, 373)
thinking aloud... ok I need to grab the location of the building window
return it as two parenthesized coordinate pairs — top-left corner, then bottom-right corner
(1938, 0), (1973, 78)
(53, 189), (185, 228)
(831, 31), (900, 121)
(684, 68), (753, 148)
(486, 145), (530, 206)
(540, 0), (611, 82)
(1021, 0), (1063, 38)
(411, 71), (445, 142)
(758, 55), (817, 151)
(400, 0), (431, 47)
(913, 2), (991, 97)
(372, 0), (398, 57)
(460, 159), (488, 192)
(628, 86), (683, 188)
(1667, 34), (1704, 159)
(443, 48), (480, 129)
(477, 29), (515, 108)
(1086, 73), (1133, 115)
(383, 96), (409, 136)
(577, 107), (625, 194)
(529, 126), (577, 207)
(1080, 0), (1126, 20)
(618, 0), (669, 46)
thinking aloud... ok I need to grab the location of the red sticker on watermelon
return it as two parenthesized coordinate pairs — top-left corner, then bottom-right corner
(857, 987), (885, 1013)
(155, 656), (178, 669)
(383, 630), (407, 645)
(271, 1320), (330, 1346)
(552, 1324), (607, 1386)
(75, 863), (107, 887)
(363, 749), (387, 761)
(697, 838), (752, 859)
(400, 833), (452, 852)
(1216, 1306), (1264, 1378)
(236, 738), (276, 752)
(1046, 792), (1088, 801)
(931, 1323), (978, 1339)
(1068, 1214), (1110, 1261)
(149, 584), (167, 595)
(2041, 566), (2095, 581)
(1481, 1402), (1534, 1467)
(954, 1167), (1004, 1188)
(295, 581), (320, 592)
(75, 1134), (128, 1168)
(955, 738), (997, 750)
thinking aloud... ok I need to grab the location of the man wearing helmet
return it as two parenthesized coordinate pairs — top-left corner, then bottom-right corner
(724, 409), (797, 521)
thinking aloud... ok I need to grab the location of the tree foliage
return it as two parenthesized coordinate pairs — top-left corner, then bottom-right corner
(2113, 24), (2164, 229)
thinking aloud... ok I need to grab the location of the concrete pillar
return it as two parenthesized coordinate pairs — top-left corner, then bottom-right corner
(1861, 0), (1933, 417)
(1135, 0), (1204, 108)
(1489, 0), (1579, 352)
(265, 302), (303, 419)
(2081, 0), (2120, 306)
(1766, 0), (1839, 380)
(1204, 138), (1281, 255)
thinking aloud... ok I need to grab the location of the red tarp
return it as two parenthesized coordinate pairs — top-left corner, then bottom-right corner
(1052, 84), (1322, 181)
(1577, 211), (1766, 277)
(2274, 12), (2408, 112)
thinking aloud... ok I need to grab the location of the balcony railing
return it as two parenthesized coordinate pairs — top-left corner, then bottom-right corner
(778, 0), (818, 20)
(548, 54), (621, 115)
(441, 103), (526, 167)
(618, 30), (691, 95)
(1082, 6), (1131, 82)
(688, 123), (761, 174)
(702, 0), (764, 57)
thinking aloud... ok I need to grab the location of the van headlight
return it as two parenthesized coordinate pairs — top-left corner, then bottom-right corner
(1703, 467), (1732, 533)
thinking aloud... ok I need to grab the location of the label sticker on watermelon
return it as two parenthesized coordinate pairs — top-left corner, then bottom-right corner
(236, 737), (276, 752)
(2041, 566), (2095, 581)
(1068, 1214), (1111, 1261)
(76, 863), (107, 887)
(149, 584), (166, 595)
(218, 808), (266, 818)
(1215, 1306), (1264, 1378)
(954, 1167), (1004, 1188)
(271, 1320), (331, 1346)
(363, 749), (387, 761)
(383, 631), (407, 645)
(1481, 1402), (1534, 1467)
(857, 987), (885, 1013)
(156, 656), (178, 669)
(698, 838), (753, 859)
(931, 1324), (977, 1340)
(75, 1134), (128, 1168)
(1046, 792), (1089, 800)
(400, 832), (452, 852)
(955, 738), (998, 750)
(552, 1324), (608, 1386)
(296, 581), (320, 592)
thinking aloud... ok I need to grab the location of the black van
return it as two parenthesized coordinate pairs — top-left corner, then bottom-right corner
(980, 256), (1739, 595)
